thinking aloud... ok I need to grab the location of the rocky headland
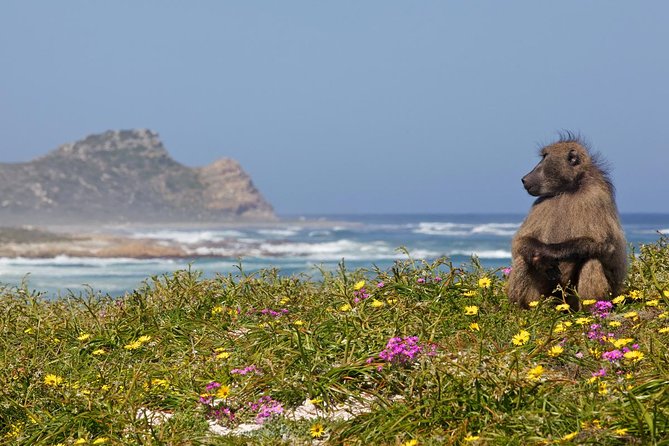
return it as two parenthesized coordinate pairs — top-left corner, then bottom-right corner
(0, 129), (278, 258)
(0, 129), (275, 225)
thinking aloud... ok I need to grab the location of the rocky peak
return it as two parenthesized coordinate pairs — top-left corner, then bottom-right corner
(45, 129), (169, 161)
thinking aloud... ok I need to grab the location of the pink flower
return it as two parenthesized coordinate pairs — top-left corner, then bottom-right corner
(602, 350), (624, 361)
(231, 365), (260, 376)
(376, 336), (435, 367)
(592, 368), (607, 378)
(250, 396), (283, 423)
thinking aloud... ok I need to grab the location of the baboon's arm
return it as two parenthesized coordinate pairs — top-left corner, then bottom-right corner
(516, 236), (612, 265)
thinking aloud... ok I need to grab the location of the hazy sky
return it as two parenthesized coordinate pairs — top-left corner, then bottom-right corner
(1, 1), (667, 215)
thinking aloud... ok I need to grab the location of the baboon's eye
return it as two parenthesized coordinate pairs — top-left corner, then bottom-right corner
(568, 150), (580, 166)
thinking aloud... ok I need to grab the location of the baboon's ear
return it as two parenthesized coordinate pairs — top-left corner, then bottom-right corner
(568, 149), (581, 166)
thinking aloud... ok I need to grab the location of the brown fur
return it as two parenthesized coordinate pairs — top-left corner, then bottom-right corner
(507, 134), (627, 309)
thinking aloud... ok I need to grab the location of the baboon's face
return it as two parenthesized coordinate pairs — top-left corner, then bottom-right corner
(522, 143), (589, 197)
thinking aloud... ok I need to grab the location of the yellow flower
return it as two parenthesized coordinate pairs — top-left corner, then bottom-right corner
(664, 290), (669, 298)
(279, 297), (290, 305)
(611, 338), (634, 348)
(124, 341), (142, 350)
(24, 327), (34, 334)
(555, 303), (570, 311)
(44, 374), (64, 387)
(598, 382), (608, 395)
(469, 322), (480, 332)
(77, 333), (91, 341)
(5, 422), (23, 439)
(92, 437), (109, 444)
(612, 295), (626, 304)
(308, 397), (323, 405)
(624, 351), (644, 362)
(216, 351), (231, 360)
(464, 305), (479, 316)
(512, 330), (530, 346)
(553, 322), (567, 334)
(463, 290), (477, 297)
(629, 290), (642, 300)
(386, 298), (397, 304)
(562, 431), (578, 441)
(151, 378), (169, 388)
(101, 385), (110, 392)
(137, 335), (152, 344)
(370, 299), (385, 308)
(623, 311), (638, 320)
(339, 303), (352, 312)
(658, 327), (669, 334)
(614, 428), (628, 435)
(548, 345), (564, 357)
(216, 384), (231, 399)
(464, 435), (480, 442)
(575, 317), (593, 326)
(646, 299), (659, 307)
(526, 364), (544, 381)
(293, 320), (305, 326)
(310, 422), (325, 438)
(582, 299), (596, 306)
(528, 301), (539, 308)
(608, 321), (622, 328)
(401, 440), (418, 446)
(478, 277), (491, 288)
(74, 440), (87, 445)
(659, 312), (669, 319)
(92, 349), (106, 356)
(353, 280), (366, 291)
(211, 305), (224, 315)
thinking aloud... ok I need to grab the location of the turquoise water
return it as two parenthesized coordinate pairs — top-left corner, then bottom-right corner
(1, 213), (667, 297)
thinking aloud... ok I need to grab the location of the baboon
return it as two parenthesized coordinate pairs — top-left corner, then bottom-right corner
(507, 133), (627, 309)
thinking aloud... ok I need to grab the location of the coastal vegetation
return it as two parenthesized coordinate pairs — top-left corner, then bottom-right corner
(2, 238), (669, 445)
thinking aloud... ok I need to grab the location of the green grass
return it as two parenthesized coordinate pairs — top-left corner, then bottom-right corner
(2, 238), (669, 445)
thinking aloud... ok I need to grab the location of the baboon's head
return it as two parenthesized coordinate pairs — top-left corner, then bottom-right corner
(522, 139), (591, 197)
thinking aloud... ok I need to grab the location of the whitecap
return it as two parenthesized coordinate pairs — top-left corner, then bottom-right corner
(449, 249), (512, 259)
(413, 222), (472, 236)
(130, 229), (245, 244)
(414, 221), (520, 237)
(470, 223), (520, 236)
(256, 228), (302, 237)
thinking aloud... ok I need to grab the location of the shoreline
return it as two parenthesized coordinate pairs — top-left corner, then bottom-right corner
(0, 218), (363, 259)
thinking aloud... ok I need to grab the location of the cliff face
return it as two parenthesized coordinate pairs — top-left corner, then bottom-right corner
(0, 129), (275, 224)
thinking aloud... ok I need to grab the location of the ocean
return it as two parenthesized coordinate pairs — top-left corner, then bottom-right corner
(1, 213), (668, 297)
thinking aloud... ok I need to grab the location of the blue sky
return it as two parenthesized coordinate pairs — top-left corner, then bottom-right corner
(1, 1), (667, 215)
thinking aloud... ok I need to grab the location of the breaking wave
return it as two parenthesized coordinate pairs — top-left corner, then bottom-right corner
(413, 222), (520, 237)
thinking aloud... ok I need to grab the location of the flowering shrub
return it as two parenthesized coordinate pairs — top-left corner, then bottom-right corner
(375, 336), (437, 368)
